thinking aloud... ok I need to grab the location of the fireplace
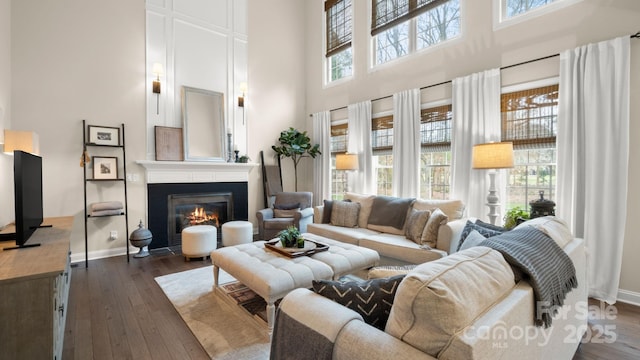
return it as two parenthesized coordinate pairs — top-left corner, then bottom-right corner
(147, 182), (249, 249)
(168, 192), (233, 247)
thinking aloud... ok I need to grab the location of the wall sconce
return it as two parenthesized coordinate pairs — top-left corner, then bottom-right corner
(152, 63), (163, 115)
(238, 82), (247, 125)
(3, 130), (40, 155)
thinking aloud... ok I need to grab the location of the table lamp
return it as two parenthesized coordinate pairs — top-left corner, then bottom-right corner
(336, 153), (359, 193)
(472, 142), (514, 225)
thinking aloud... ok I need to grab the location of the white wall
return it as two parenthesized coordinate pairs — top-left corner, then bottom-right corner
(0, 0), (11, 229)
(246, 0), (309, 222)
(145, 0), (248, 159)
(11, 0), (146, 260)
(304, 0), (640, 300)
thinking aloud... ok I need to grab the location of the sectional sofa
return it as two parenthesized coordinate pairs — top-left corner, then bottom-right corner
(272, 218), (587, 360)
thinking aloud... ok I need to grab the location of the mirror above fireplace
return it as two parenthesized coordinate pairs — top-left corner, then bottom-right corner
(182, 86), (226, 162)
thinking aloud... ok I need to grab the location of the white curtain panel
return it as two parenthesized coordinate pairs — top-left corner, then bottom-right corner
(451, 69), (502, 222)
(347, 101), (374, 194)
(557, 36), (630, 303)
(392, 89), (421, 198)
(312, 110), (331, 206)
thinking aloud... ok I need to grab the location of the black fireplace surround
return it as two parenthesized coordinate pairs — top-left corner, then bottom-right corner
(147, 182), (248, 249)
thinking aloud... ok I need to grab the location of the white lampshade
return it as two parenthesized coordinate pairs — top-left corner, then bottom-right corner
(3, 130), (40, 155)
(472, 142), (513, 169)
(152, 63), (164, 76)
(336, 153), (359, 171)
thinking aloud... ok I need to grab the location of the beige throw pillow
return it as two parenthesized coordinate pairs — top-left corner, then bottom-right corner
(413, 199), (465, 219)
(404, 209), (431, 244)
(385, 247), (515, 358)
(421, 208), (448, 247)
(330, 201), (361, 228)
(344, 193), (376, 228)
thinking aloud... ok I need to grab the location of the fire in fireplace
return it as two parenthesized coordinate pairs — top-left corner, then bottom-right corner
(168, 192), (234, 247)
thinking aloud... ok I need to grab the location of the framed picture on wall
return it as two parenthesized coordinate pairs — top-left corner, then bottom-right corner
(155, 126), (184, 161)
(88, 125), (120, 146)
(92, 156), (118, 180)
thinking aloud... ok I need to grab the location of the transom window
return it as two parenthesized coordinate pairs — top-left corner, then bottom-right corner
(326, 0), (353, 83)
(372, 0), (460, 66)
(502, 84), (559, 210)
(497, 0), (582, 25)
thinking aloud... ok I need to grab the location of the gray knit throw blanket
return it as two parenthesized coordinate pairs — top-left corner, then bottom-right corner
(479, 226), (578, 327)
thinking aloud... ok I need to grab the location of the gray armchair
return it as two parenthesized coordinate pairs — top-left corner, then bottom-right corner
(256, 192), (314, 240)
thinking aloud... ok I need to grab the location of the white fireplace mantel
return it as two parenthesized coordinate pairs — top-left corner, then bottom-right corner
(136, 160), (258, 184)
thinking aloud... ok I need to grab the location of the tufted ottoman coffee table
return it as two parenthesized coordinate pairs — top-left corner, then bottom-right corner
(210, 234), (379, 333)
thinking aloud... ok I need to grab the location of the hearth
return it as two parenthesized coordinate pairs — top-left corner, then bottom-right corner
(168, 192), (233, 247)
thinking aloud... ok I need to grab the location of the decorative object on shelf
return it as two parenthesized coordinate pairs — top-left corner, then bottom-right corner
(154, 126), (183, 161)
(129, 220), (152, 258)
(3, 129), (40, 155)
(529, 190), (556, 219)
(227, 131), (234, 162)
(238, 154), (250, 163)
(503, 206), (530, 230)
(88, 125), (120, 146)
(472, 141), (514, 225)
(92, 156), (119, 180)
(278, 226), (304, 248)
(336, 152), (359, 193)
(234, 149), (239, 162)
(152, 63), (163, 115)
(271, 127), (321, 191)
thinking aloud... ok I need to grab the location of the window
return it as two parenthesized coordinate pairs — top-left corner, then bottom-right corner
(372, 0), (460, 65)
(502, 84), (558, 210)
(330, 123), (348, 199)
(420, 104), (452, 199)
(326, 0), (353, 83)
(497, 0), (582, 25)
(371, 115), (394, 195)
(503, 0), (556, 18)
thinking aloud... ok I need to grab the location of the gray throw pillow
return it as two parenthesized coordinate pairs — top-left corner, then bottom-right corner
(457, 220), (505, 251)
(330, 201), (360, 228)
(367, 196), (415, 231)
(404, 209), (431, 244)
(312, 275), (406, 330)
(459, 230), (487, 251)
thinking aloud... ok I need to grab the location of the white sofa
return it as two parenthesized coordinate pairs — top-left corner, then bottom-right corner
(307, 193), (467, 264)
(271, 234), (587, 360)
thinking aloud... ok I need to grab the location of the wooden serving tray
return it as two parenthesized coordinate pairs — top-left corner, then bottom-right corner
(264, 239), (329, 258)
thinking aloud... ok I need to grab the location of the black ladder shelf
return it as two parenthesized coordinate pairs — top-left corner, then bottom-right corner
(82, 119), (130, 267)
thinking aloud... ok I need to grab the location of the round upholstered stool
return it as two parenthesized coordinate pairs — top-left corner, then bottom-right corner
(181, 225), (217, 261)
(222, 221), (253, 247)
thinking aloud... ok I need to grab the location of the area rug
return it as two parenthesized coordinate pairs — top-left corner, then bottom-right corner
(154, 266), (270, 359)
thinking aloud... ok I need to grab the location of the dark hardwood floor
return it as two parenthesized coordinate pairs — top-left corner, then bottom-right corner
(62, 251), (640, 360)
(63, 249), (211, 360)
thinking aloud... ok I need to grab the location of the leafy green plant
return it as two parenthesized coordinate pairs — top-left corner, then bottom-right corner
(278, 226), (303, 248)
(503, 206), (530, 230)
(272, 128), (321, 191)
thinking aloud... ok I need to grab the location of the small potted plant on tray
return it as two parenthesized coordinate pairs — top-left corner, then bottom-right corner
(278, 226), (304, 248)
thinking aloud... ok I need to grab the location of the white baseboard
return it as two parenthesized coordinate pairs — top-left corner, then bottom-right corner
(70, 246), (138, 264)
(617, 289), (640, 306)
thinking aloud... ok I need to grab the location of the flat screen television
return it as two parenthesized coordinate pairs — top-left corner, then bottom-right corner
(0, 150), (45, 249)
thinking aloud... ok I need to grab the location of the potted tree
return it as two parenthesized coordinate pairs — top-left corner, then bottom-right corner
(271, 127), (321, 191)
